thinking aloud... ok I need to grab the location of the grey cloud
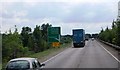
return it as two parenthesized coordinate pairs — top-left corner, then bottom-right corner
(3, 2), (117, 23)
(22, 2), (67, 19)
(63, 3), (117, 23)
(2, 1), (118, 34)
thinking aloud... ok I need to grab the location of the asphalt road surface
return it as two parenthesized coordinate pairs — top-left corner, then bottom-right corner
(43, 40), (119, 68)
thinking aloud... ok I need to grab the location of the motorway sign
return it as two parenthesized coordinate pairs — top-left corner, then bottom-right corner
(48, 27), (61, 47)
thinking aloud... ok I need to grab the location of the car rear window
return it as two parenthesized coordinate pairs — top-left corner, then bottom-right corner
(6, 60), (30, 69)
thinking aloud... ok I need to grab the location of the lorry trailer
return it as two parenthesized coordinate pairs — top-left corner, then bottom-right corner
(73, 29), (85, 47)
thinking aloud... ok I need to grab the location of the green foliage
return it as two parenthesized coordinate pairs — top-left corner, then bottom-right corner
(41, 23), (52, 41)
(27, 35), (34, 51)
(21, 27), (32, 47)
(2, 29), (29, 63)
(116, 21), (120, 46)
(86, 34), (92, 38)
(99, 20), (119, 46)
(3, 23), (70, 67)
(33, 25), (43, 52)
(99, 27), (113, 43)
(91, 34), (98, 38)
(61, 35), (72, 44)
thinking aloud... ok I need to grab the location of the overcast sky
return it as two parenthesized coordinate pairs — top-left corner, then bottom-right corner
(0, 0), (119, 35)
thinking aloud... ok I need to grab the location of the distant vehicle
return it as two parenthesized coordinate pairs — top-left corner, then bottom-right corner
(85, 35), (89, 41)
(91, 38), (94, 41)
(73, 29), (85, 47)
(6, 57), (45, 70)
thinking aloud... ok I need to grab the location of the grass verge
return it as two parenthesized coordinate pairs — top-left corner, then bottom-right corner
(29, 43), (71, 62)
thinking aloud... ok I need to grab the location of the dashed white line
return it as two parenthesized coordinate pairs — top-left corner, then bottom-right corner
(96, 41), (120, 63)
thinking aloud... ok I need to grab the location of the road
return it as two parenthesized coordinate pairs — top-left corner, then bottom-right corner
(43, 40), (119, 68)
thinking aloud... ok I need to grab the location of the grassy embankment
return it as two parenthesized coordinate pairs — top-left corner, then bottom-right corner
(30, 43), (71, 62)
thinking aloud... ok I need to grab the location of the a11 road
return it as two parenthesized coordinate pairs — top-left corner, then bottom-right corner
(43, 40), (119, 68)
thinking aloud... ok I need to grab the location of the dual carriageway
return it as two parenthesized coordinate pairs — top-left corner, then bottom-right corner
(42, 39), (120, 68)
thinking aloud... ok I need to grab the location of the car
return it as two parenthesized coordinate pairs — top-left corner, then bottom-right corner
(5, 57), (45, 70)
(91, 38), (94, 41)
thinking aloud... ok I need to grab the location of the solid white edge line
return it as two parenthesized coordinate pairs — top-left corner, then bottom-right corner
(42, 49), (66, 63)
(96, 41), (120, 63)
(43, 43), (85, 63)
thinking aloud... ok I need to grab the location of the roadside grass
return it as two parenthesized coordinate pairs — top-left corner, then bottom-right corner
(29, 43), (71, 62)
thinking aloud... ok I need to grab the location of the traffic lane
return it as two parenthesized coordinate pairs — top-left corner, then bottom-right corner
(44, 47), (84, 68)
(44, 40), (118, 68)
(44, 41), (89, 68)
(97, 40), (119, 60)
(78, 40), (118, 68)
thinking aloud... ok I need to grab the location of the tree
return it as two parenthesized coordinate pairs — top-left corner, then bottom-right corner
(116, 20), (120, 46)
(41, 23), (52, 41)
(99, 28), (104, 40)
(61, 35), (72, 43)
(111, 21), (117, 44)
(92, 34), (98, 38)
(99, 20), (119, 45)
(27, 34), (34, 51)
(2, 27), (29, 63)
(21, 27), (32, 47)
(33, 25), (44, 52)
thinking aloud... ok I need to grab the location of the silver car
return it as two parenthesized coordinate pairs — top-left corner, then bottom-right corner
(6, 57), (45, 70)
(91, 38), (94, 41)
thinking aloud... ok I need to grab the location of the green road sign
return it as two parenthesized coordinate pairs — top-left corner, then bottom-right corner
(48, 27), (61, 43)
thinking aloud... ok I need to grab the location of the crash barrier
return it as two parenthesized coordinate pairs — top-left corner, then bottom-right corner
(99, 39), (120, 50)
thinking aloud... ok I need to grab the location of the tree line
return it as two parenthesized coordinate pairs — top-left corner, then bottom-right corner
(2, 23), (72, 64)
(2, 23), (54, 63)
(99, 20), (120, 46)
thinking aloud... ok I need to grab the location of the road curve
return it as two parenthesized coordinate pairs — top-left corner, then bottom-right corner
(43, 40), (119, 68)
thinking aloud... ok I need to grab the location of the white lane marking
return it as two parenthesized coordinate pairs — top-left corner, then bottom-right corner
(43, 46), (84, 63)
(96, 41), (120, 63)
(42, 48), (69, 63)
